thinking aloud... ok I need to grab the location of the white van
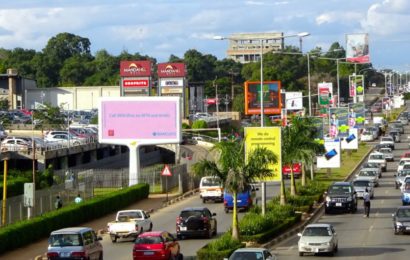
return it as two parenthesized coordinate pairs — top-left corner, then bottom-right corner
(199, 176), (224, 203)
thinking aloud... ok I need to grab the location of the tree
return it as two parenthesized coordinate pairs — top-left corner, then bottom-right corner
(191, 141), (277, 240)
(281, 117), (325, 198)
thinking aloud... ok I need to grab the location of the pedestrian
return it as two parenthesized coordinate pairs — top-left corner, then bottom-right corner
(55, 195), (63, 210)
(74, 194), (83, 204)
(363, 188), (371, 218)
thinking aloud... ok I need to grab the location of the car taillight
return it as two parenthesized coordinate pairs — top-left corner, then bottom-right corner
(203, 217), (209, 224)
(224, 200), (227, 206)
(47, 252), (59, 258)
(71, 251), (86, 258)
(176, 216), (182, 224)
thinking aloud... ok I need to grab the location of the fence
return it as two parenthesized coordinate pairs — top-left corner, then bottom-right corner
(0, 163), (198, 226)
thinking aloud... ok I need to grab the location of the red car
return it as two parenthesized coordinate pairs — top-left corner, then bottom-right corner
(132, 231), (182, 260)
(402, 152), (410, 158)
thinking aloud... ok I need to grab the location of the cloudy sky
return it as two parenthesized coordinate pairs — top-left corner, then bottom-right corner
(0, 0), (409, 71)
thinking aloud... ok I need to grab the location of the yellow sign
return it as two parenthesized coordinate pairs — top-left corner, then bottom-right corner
(244, 127), (282, 181)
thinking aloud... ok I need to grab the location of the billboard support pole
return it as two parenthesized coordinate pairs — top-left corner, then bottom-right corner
(128, 145), (140, 186)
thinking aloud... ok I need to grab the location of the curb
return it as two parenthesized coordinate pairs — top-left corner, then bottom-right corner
(263, 145), (374, 249)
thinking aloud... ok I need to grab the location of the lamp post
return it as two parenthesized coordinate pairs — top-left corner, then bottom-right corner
(214, 32), (310, 127)
(298, 32), (310, 53)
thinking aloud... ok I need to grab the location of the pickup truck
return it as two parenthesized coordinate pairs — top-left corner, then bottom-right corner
(107, 209), (153, 243)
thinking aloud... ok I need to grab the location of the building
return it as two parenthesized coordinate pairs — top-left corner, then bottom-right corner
(0, 69), (37, 110)
(226, 32), (284, 63)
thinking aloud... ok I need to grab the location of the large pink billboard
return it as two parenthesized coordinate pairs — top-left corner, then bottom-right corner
(99, 97), (181, 145)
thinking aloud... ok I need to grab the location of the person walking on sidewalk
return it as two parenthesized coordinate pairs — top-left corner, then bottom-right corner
(55, 196), (63, 209)
(363, 188), (371, 218)
(74, 194), (83, 204)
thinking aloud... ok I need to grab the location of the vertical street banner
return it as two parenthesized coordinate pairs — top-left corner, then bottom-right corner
(310, 116), (324, 141)
(317, 138), (341, 168)
(348, 102), (366, 128)
(341, 128), (359, 150)
(349, 75), (365, 98)
(244, 127), (282, 181)
(346, 33), (370, 63)
(329, 107), (349, 138)
(318, 82), (333, 106)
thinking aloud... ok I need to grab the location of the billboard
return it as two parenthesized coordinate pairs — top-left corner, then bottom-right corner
(318, 82), (333, 106)
(244, 127), (282, 181)
(122, 78), (149, 88)
(285, 92), (303, 110)
(349, 75), (365, 98)
(348, 102), (366, 128)
(317, 138), (341, 168)
(311, 116), (324, 141)
(98, 96), (181, 145)
(157, 63), (186, 78)
(341, 128), (359, 150)
(346, 33), (370, 63)
(329, 107), (349, 138)
(245, 81), (281, 115)
(120, 60), (152, 77)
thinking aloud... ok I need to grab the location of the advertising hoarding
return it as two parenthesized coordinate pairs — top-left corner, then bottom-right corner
(329, 107), (349, 138)
(122, 79), (149, 88)
(120, 60), (152, 77)
(245, 81), (281, 115)
(310, 116), (324, 141)
(317, 138), (341, 168)
(346, 33), (370, 63)
(285, 92), (303, 110)
(98, 96), (181, 145)
(159, 79), (184, 87)
(318, 82), (333, 106)
(244, 127), (282, 181)
(341, 128), (359, 150)
(157, 63), (186, 78)
(348, 102), (366, 128)
(349, 75), (365, 98)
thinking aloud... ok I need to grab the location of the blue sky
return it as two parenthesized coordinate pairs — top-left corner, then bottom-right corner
(0, 0), (409, 72)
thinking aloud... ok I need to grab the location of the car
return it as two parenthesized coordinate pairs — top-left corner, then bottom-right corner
(360, 129), (376, 142)
(391, 122), (404, 134)
(0, 124), (7, 140)
(401, 152), (410, 158)
(378, 147), (394, 162)
(397, 158), (410, 173)
(176, 207), (217, 239)
(224, 185), (257, 213)
(367, 152), (387, 172)
(379, 136), (395, 150)
(400, 176), (410, 192)
(401, 182), (410, 205)
(352, 179), (375, 199)
(47, 227), (103, 260)
(356, 169), (380, 187)
(394, 169), (410, 189)
(369, 126), (381, 138)
(388, 130), (401, 142)
(132, 231), (182, 260)
(324, 182), (358, 214)
(0, 137), (30, 152)
(297, 223), (338, 256)
(45, 133), (84, 146)
(361, 162), (382, 178)
(226, 248), (277, 260)
(392, 206), (410, 235)
(199, 176), (224, 203)
(398, 116), (409, 125)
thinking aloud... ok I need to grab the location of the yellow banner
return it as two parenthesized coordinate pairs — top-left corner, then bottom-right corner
(244, 127), (282, 181)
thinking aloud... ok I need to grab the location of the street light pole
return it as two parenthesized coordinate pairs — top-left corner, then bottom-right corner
(307, 53), (311, 116)
(260, 39), (264, 127)
(336, 59), (340, 107)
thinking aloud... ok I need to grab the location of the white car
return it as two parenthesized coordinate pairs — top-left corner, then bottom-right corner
(360, 129), (376, 141)
(368, 152), (387, 172)
(0, 138), (30, 152)
(397, 158), (410, 173)
(356, 169), (380, 187)
(45, 133), (85, 147)
(379, 136), (395, 150)
(298, 223), (338, 256)
(379, 147), (394, 162)
(199, 176), (224, 203)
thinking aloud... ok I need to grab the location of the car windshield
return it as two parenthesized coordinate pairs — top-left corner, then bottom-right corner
(398, 171), (410, 177)
(370, 155), (384, 160)
(397, 209), (410, 218)
(302, 227), (331, 236)
(359, 171), (376, 177)
(202, 178), (222, 187)
(381, 138), (392, 142)
(328, 185), (352, 194)
(230, 251), (264, 260)
(403, 165), (410, 170)
(400, 160), (410, 165)
(135, 236), (163, 244)
(49, 233), (82, 247)
(380, 149), (391, 153)
(353, 180), (370, 187)
(363, 163), (378, 168)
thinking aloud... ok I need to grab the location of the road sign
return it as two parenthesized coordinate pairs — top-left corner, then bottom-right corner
(161, 165), (172, 176)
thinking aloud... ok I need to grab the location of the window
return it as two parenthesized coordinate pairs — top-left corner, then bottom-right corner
(82, 231), (94, 245)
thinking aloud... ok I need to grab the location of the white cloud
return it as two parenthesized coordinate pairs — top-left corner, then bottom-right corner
(315, 11), (363, 26)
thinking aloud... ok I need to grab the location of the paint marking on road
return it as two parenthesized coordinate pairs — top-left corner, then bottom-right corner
(369, 225), (374, 232)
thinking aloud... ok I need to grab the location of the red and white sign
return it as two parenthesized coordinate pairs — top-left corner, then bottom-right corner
(120, 60), (152, 77)
(282, 163), (302, 176)
(161, 165), (172, 176)
(157, 63), (186, 78)
(123, 79), (149, 88)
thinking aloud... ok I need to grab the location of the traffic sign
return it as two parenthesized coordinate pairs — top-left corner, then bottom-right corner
(161, 165), (172, 176)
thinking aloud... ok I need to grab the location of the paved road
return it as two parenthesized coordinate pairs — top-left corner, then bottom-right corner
(270, 109), (410, 259)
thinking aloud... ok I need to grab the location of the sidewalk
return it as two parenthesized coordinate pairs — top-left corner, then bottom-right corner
(0, 192), (182, 260)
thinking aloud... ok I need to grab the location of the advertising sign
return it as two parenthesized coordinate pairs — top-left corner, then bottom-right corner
(157, 63), (186, 78)
(160, 78), (184, 87)
(349, 75), (365, 98)
(318, 82), (333, 106)
(161, 88), (183, 94)
(245, 81), (281, 115)
(120, 60), (152, 77)
(285, 92), (303, 110)
(341, 128), (359, 150)
(99, 96), (181, 145)
(346, 33), (370, 63)
(329, 107), (349, 138)
(122, 79), (149, 88)
(24, 183), (34, 207)
(310, 116), (324, 141)
(244, 127), (282, 181)
(317, 139), (341, 168)
(348, 102), (366, 128)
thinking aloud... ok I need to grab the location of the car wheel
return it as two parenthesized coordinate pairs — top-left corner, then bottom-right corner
(334, 244), (338, 252)
(149, 223), (153, 231)
(224, 207), (229, 213)
(111, 236), (117, 243)
(213, 224), (217, 236)
(202, 198), (206, 203)
(207, 228), (213, 239)
(99, 252), (103, 260)
(325, 208), (330, 214)
(394, 227), (400, 235)
(177, 234), (182, 240)
(299, 252), (304, 256)
(328, 250), (334, 256)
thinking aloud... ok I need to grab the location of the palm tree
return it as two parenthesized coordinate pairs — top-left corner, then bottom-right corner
(192, 140), (277, 240)
(282, 116), (325, 197)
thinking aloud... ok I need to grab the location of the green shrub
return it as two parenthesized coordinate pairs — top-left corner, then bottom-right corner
(0, 176), (30, 198)
(239, 212), (272, 236)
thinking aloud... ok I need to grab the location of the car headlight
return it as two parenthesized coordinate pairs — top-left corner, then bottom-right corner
(299, 241), (307, 246)
(326, 196), (331, 202)
(324, 242), (331, 246)
(396, 222), (403, 226)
